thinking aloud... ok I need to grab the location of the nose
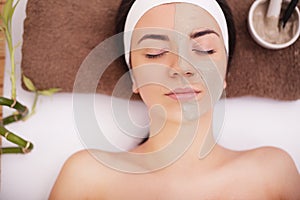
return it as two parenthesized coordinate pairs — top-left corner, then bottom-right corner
(168, 55), (196, 78)
(168, 68), (195, 78)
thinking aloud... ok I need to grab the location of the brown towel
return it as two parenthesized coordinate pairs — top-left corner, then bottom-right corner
(21, 0), (300, 100)
(21, 0), (126, 97)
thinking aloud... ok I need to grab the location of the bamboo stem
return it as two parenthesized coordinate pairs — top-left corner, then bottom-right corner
(9, 40), (16, 100)
(0, 96), (28, 117)
(3, 27), (16, 100)
(0, 0), (35, 154)
(0, 97), (34, 154)
(2, 113), (22, 125)
(1, 147), (27, 154)
(0, 125), (33, 154)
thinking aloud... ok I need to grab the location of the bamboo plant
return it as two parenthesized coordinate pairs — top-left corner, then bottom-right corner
(0, 0), (60, 154)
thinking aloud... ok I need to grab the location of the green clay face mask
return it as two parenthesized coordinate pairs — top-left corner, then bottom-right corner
(173, 3), (226, 118)
(174, 3), (227, 158)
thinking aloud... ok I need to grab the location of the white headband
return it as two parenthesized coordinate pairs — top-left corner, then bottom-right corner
(123, 0), (229, 67)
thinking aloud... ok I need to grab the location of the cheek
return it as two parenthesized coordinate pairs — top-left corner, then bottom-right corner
(130, 51), (143, 67)
(190, 53), (227, 81)
(138, 85), (163, 107)
(217, 40), (228, 76)
(202, 48), (227, 80)
(200, 59), (227, 104)
(214, 55), (227, 79)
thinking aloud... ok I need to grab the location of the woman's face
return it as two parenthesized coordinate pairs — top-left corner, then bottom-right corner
(130, 3), (227, 122)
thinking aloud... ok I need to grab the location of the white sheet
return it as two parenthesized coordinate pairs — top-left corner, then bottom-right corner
(0, 1), (299, 199)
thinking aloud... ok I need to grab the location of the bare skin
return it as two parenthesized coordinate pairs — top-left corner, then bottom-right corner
(50, 3), (300, 199)
(49, 145), (300, 199)
(50, 106), (300, 199)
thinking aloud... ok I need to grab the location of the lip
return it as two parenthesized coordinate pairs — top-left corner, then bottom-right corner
(165, 87), (201, 101)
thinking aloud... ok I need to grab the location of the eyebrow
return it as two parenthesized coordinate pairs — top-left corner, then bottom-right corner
(190, 29), (220, 39)
(138, 34), (170, 44)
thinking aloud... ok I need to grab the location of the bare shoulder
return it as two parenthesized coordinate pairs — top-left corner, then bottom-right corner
(245, 146), (299, 175)
(49, 150), (112, 199)
(242, 146), (300, 199)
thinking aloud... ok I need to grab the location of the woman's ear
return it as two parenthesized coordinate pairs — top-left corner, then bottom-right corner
(130, 70), (139, 94)
(223, 80), (227, 89)
(132, 81), (139, 94)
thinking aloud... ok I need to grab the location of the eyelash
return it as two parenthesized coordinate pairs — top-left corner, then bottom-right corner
(145, 51), (168, 59)
(192, 49), (216, 55)
(145, 49), (216, 59)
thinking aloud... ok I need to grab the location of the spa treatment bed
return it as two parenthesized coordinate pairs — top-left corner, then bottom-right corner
(0, 0), (299, 199)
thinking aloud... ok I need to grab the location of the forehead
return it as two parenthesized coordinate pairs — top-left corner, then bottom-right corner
(134, 3), (221, 34)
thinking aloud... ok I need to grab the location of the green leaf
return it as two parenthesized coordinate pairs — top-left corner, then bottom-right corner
(38, 88), (61, 96)
(1, 0), (20, 34)
(2, 0), (13, 25)
(22, 75), (36, 92)
(10, 0), (21, 22)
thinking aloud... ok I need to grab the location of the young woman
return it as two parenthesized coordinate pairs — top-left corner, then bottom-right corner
(50, 0), (300, 199)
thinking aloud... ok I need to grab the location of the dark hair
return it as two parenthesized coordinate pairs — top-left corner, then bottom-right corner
(115, 0), (236, 70)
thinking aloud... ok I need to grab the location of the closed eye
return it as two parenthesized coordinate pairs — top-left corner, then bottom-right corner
(145, 50), (169, 59)
(192, 49), (216, 55)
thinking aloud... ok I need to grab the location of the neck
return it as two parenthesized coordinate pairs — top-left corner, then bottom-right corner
(135, 109), (217, 160)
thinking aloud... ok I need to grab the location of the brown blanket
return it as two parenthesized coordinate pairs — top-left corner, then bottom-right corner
(21, 0), (300, 100)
